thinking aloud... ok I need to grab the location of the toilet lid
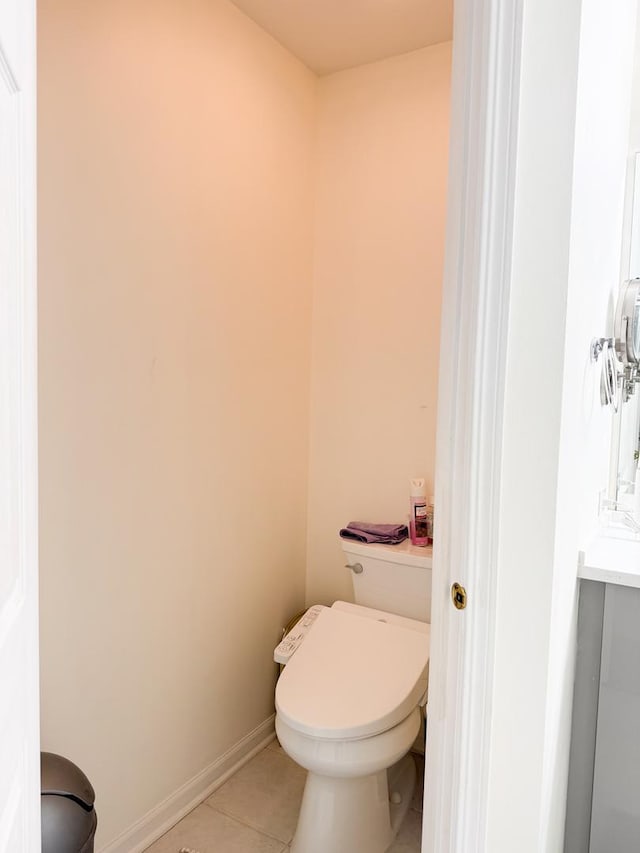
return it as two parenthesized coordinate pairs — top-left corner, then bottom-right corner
(275, 607), (430, 741)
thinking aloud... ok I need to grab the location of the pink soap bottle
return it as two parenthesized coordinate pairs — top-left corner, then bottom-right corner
(409, 478), (429, 546)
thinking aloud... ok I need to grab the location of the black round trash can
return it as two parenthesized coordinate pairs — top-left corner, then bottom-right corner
(41, 752), (97, 853)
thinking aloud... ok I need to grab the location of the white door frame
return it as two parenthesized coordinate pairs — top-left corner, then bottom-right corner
(0, 0), (40, 848)
(423, 0), (524, 849)
(424, 0), (640, 849)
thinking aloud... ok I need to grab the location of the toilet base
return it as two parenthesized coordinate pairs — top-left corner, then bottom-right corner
(388, 753), (417, 837)
(290, 754), (417, 853)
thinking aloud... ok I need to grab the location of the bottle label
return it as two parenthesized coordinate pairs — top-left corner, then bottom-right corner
(413, 503), (429, 538)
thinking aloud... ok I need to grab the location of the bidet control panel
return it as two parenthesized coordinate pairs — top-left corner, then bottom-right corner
(274, 604), (327, 665)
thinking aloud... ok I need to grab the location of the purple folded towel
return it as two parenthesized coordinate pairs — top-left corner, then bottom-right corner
(339, 522), (408, 545)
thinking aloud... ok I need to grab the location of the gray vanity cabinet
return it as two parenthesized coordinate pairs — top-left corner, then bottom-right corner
(565, 581), (640, 852)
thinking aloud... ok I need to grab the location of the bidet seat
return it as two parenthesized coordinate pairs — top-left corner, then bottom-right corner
(275, 606), (429, 741)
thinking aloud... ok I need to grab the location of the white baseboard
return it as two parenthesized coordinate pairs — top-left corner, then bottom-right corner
(99, 715), (276, 853)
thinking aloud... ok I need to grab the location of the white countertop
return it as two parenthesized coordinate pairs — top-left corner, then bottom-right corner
(579, 532), (640, 588)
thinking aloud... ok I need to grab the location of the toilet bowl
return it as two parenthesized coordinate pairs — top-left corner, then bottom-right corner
(275, 602), (430, 853)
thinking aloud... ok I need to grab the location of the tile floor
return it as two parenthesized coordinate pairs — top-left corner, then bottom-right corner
(144, 739), (424, 853)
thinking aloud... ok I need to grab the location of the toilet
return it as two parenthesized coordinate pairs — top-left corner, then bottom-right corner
(274, 539), (432, 853)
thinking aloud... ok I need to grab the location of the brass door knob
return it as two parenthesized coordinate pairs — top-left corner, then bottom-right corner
(451, 582), (467, 610)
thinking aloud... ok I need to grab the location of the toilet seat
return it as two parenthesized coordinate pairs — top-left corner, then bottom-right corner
(275, 607), (430, 741)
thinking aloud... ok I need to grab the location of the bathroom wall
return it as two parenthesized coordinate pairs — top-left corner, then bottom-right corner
(305, 43), (452, 605)
(37, 0), (315, 847)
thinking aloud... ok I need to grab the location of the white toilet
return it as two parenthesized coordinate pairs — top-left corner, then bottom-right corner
(274, 539), (432, 853)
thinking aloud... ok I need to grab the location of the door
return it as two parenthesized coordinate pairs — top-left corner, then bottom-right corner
(0, 0), (40, 849)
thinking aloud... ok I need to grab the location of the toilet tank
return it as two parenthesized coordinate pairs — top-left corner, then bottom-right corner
(340, 539), (432, 622)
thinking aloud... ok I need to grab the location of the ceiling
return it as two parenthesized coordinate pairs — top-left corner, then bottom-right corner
(228, 0), (453, 76)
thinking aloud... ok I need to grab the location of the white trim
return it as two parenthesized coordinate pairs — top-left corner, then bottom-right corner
(98, 715), (276, 853)
(423, 0), (523, 849)
(0, 38), (19, 92)
(0, 1), (40, 848)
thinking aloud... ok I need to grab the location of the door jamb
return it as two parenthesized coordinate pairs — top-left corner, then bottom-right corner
(423, 1), (524, 849)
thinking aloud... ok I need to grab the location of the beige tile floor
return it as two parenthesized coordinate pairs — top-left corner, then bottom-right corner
(144, 740), (424, 853)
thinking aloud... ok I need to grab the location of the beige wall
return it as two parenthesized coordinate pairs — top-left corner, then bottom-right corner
(305, 44), (451, 604)
(39, 3), (451, 845)
(38, 0), (315, 846)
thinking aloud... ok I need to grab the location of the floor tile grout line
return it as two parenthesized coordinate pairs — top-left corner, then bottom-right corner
(141, 800), (210, 852)
(142, 801), (289, 853)
(201, 799), (293, 845)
